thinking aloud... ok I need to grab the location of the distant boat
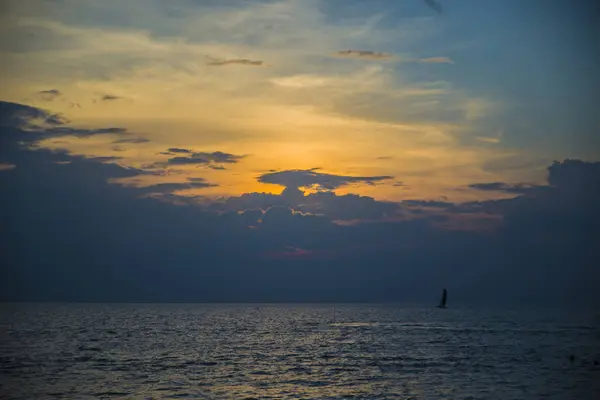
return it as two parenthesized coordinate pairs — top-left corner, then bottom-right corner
(436, 288), (448, 308)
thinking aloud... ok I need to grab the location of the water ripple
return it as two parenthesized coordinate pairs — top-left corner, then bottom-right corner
(1, 303), (599, 399)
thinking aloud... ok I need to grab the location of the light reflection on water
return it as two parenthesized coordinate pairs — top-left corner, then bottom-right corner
(0, 303), (598, 399)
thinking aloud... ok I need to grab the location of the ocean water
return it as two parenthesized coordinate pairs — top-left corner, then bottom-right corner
(1, 303), (599, 399)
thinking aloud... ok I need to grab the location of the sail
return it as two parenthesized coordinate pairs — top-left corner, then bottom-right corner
(438, 288), (447, 308)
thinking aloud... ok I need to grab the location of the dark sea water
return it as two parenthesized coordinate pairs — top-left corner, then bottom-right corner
(1, 303), (599, 399)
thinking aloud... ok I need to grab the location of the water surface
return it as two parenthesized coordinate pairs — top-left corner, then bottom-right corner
(1, 303), (598, 399)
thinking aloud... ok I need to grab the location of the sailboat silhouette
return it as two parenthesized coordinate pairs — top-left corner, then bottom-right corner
(436, 288), (448, 309)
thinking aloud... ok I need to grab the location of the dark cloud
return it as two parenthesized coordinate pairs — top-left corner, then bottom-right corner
(34, 89), (80, 108)
(101, 94), (122, 101)
(334, 50), (393, 60)
(0, 101), (68, 128)
(377, 156), (393, 160)
(167, 148), (192, 154)
(402, 200), (454, 208)
(261, 205), (296, 225)
(37, 89), (61, 101)
(39, 89), (61, 95)
(87, 156), (122, 163)
(306, 191), (400, 221)
(208, 165), (226, 170)
(498, 160), (600, 238)
(207, 58), (264, 66)
(112, 137), (150, 144)
(423, 0), (443, 14)
(164, 151), (245, 166)
(0, 102), (137, 146)
(0, 101), (216, 200)
(469, 182), (541, 194)
(45, 126), (127, 138)
(257, 169), (393, 190)
(217, 192), (283, 213)
(167, 156), (216, 165)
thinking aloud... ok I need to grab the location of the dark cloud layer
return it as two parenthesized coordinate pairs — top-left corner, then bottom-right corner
(1, 101), (598, 306)
(258, 169), (393, 190)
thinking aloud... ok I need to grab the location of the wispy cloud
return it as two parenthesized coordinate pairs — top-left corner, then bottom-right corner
(334, 50), (393, 60)
(32, 89), (81, 108)
(37, 89), (62, 101)
(420, 57), (454, 64)
(46, 127), (127, 137)
(167, 148), (192, 154)
(207, 58), (264, 66)
(476, 136), (501, 144)
(0, 163), (17, 171)
(100, 94), (122, 101)
(476, 130), (502, 144)
(112, 137), (150, 144)
(164, 151), (245, 166)
(423, 0), (443, 14)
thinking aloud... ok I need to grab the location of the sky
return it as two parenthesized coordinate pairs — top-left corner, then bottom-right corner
(1, 0), (599, 304)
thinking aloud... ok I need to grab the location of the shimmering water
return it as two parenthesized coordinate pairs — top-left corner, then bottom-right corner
(1, 303), (599, 399)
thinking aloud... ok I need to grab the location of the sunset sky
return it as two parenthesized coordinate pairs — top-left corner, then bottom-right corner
(2, 0), (597, 201)
(1, 0), (599, 303)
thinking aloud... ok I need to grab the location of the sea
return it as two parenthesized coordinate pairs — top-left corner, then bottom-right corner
(1, 303), (599, 399)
